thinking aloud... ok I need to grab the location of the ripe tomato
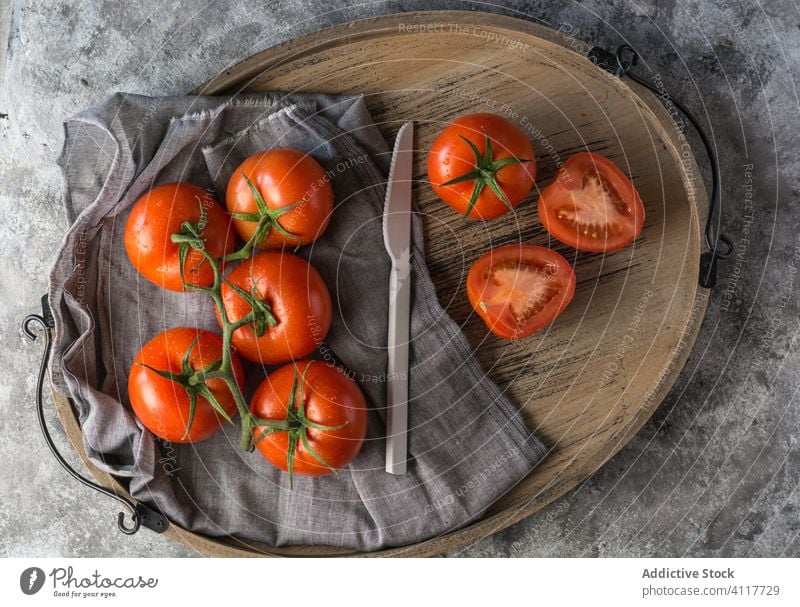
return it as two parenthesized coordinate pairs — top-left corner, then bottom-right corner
(219, 252), (332, 365)
(128, 327), (245, 443)
(250, 360), (367, 478)
(226, 148), (334, 249)
(124, 182), (235, 292)
(427, 113), (536, 219)
(538, 152), (645, 252)
(467, 244), (575, 339)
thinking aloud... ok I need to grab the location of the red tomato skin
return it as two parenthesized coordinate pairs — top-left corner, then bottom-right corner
(251, 360), (367, 476)
(124, 182), (235, 292)
(219, 252), (332, 365)
(226, 149), (334, 248)
(466, 244), (576, 340)
(538, 152), (646, 253)
(427, 113), (536, 220)
(128, 328), (245, 443)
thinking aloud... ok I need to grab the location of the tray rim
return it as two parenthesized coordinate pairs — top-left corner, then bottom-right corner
(52, 9), (708, 557)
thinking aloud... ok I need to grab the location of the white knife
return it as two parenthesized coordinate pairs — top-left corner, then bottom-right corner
(382, 121), (414, 475)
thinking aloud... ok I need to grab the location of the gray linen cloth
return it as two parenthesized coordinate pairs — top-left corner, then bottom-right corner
(48, 92), (547, 550)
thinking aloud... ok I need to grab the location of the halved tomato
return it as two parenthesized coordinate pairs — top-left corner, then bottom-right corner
(538, 152), (645, 253)
(467, 244), (575, 339)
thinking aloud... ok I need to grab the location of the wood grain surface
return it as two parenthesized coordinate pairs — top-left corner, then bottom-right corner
(52, 10), (707, 557)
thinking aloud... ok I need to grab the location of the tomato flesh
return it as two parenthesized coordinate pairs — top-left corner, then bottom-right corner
(538, 152), (645, 253)
(467, 245), (575, 339)
(558, 170), (631, 236)
(481, 262), (562, 323)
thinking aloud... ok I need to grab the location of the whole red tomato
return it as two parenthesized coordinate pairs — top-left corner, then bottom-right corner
(467, 244), (575, 339)
(226, 148), (334, 249)
(427, 113), (536, 220)
(219, 252), (332, 365)
(128, 327), (245, 443)
(251, 360), (367, 479)
(538, 152), (645, 253)
(124, 182), (235, 292)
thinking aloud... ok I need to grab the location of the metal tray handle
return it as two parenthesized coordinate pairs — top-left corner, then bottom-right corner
(22, 295), (168, 536)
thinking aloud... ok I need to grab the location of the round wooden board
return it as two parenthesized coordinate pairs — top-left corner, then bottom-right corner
(53, 11), (707, 557)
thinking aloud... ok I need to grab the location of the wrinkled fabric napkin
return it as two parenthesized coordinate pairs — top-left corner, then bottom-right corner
(48, 92), (547, 550)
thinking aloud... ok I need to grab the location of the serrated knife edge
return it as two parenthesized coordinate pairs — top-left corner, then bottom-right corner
(382, 122), (414, 261)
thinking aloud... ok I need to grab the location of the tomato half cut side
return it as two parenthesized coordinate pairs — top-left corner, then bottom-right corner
(467, 244), (576, 339)
(538, 152), (645, 253)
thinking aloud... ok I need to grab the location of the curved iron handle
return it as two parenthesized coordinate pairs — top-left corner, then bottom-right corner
(22, 296), (168, 535)
(587, 44), (733, 288)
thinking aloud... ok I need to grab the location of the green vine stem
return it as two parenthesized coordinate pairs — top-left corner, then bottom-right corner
(166, 191), (303, 453)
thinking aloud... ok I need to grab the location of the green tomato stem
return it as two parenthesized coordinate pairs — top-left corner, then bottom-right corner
(164, 192), (343, 483)
(439, 129), (531, 218)
(170, 217), (263, 451)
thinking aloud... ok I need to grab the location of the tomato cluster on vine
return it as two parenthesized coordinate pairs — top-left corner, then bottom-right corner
(124, 149), (367, 484)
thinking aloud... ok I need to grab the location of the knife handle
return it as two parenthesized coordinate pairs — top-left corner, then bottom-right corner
(385, 259), (411, 475)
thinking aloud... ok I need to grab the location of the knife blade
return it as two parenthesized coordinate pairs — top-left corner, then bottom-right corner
(382, 121), (414, 475)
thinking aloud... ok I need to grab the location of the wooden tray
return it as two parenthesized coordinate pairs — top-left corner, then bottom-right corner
(53, 10), (707, 557)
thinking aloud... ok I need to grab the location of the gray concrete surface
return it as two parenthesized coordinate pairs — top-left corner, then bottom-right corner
(1, 0), (798, 557)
